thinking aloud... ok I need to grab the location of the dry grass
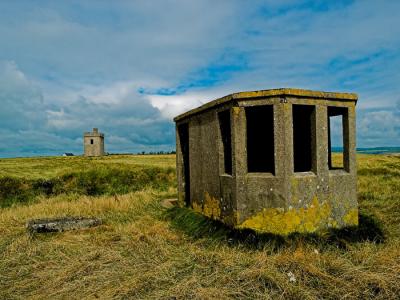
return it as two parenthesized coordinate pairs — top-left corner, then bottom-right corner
(0, 154), (399, 299)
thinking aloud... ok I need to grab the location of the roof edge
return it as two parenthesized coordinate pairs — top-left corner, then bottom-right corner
(173, 88), (358, 122)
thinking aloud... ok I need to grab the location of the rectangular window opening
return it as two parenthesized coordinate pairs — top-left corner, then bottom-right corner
(246, 105), (275, 173)
(328, 107), (347, 170)
(178, 123), (190, 206)
(293, 105), (315, 172)
(218, 110), (233, 175)
(90, 139), (94, 144)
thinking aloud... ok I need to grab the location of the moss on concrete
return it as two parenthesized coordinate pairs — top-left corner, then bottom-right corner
(343, 208), (359, 226)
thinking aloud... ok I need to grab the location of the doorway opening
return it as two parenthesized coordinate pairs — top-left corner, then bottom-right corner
(178, 123), (190, 206)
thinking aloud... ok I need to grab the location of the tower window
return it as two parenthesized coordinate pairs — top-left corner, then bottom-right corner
(90, 139), (94, 145)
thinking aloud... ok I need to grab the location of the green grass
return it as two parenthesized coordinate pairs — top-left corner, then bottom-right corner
(0, 154), (175, 179)
(0, 155), (176, 208)
(0, 154), (399, 299)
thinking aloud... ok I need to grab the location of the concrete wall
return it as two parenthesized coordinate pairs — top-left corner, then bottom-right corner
(176, 95), (358, 234)
(176, 103), (238, 225)
(234, 97), (357, 234)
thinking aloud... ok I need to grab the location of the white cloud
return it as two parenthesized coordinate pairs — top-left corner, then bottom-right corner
(148, 92), (207, 119)
(358, 107), (400, 147)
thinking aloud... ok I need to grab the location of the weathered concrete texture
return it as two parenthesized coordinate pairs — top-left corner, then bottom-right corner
(174, 88), (358, 235)
(27, 217), (102, 233)
(84, 128), (105, 157)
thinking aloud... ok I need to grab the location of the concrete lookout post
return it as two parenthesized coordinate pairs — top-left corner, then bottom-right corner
(174, 88), (358, 235)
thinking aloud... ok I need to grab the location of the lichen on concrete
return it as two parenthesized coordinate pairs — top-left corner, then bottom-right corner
(343, 208), (359, 226)
(238, 196), (333, 235)
(202, 192), (221, 219)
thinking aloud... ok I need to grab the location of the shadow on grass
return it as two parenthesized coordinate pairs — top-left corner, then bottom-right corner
(164, 207), (385, 251)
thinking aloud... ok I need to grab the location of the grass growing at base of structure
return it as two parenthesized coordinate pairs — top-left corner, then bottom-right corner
(0, 154), (399, 299)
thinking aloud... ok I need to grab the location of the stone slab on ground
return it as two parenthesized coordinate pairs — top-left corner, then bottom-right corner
(27, 216), (102, 233)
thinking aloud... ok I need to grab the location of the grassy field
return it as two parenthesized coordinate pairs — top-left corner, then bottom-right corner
(0, 155), (175, 179)
(0, 154), (399, 299)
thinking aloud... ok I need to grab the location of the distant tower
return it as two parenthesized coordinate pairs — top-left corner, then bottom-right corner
(83, 128), (105, 157)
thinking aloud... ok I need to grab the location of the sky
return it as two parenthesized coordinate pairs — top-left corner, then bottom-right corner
(0, 0), (399, 157)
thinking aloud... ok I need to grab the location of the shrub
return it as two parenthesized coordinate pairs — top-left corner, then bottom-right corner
(0, 177), (35, 207)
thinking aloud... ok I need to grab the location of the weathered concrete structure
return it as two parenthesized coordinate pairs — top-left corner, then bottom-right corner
(174, 88), (358, 235)
(84, 128), (105, 157)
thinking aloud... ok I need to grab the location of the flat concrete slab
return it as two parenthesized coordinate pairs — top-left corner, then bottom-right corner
(27, 217), (102, 233)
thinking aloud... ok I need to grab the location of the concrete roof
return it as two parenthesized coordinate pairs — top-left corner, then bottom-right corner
(173, 88), (358, 122)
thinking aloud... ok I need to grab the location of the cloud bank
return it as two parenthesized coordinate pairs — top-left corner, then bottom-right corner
(0, 0), (399, 157)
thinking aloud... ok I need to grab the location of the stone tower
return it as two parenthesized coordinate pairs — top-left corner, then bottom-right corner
(83, 128), (105, 157)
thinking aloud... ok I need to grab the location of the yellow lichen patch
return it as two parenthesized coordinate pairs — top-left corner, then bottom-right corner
(283, 102), (290, 112)
(238, 197), (333, 235)
(202, 192), (221, 219)
(232, 106), (241, 119)
(192, 201), (203, 214)
(343, 208), (358, 226)
(290, 178), (299, 203)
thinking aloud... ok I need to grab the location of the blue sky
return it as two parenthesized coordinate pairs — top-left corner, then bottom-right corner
(0, 0), (399, 157)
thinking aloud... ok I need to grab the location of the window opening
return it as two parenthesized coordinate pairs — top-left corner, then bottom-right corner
(293, 105), (315, 172)
(90, 139), (94, 144)
(328, 106), (347, 170)
(246, 105), (274, 173)
(218, 110), (232, 175)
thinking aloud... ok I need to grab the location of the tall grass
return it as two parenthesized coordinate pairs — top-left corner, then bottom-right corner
(0, 163), (175, 207)
(0, 154), (399, 299)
